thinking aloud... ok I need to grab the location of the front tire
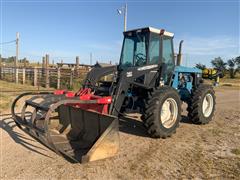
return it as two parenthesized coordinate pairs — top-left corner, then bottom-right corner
(142, 87), (182, 138)
(187, 84), (216, 124)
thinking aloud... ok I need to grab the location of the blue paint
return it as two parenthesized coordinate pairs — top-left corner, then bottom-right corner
(174, 66), (202, 73)
(172, 66), (202, 102)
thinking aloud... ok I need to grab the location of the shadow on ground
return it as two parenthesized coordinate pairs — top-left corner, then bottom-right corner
(0, 115), (53, 158)
(1, 114), (192, 161)
(119, 116), (149, 137)
(180, 115), (193, 124)
(119, 115), (192, 137)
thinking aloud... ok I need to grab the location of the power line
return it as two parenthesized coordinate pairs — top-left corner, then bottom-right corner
(0, 40), (16, 45)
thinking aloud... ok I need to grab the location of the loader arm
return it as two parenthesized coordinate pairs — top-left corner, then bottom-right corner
(109, 64), (161, 116)
(82, 66), (117, 89)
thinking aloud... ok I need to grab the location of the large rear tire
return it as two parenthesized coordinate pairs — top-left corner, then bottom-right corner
(187, 84), (216, 124)
(141, 87), (182, 138)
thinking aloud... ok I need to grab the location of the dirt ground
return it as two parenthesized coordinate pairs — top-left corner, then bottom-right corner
(0, 84), (240, 179)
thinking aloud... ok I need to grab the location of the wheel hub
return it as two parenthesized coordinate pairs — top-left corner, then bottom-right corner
(202, 93), (214, 117)
(160, 98), (178, 128)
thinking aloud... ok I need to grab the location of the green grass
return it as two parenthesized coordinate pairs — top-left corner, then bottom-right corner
(0, 93), (11, 111)
(0, 78), (85, 112)
(0, 80), (54, 112)
(0, 80), (53, 91)
(204, 72), (240, 87)
(208, 128), (224, 136)
(231, 148), (240, 156)
(220, 73), (240, 87)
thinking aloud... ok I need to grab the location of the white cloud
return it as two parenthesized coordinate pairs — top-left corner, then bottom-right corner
(174, 36), (239, 56)
(173, 36), (239, 67)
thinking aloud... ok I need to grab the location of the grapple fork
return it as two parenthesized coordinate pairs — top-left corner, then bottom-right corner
(11, 90), (119, 163)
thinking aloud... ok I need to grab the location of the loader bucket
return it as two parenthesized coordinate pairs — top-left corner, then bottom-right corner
(11, 92), (119, 163)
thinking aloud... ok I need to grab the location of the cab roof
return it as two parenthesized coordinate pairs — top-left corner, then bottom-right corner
(124, 27), (174, 37)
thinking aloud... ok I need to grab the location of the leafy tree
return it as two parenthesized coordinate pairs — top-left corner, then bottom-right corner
(211, 57), (227, 71)
(19, 58), (29, 64)
(227, 59), (235, 78)
(195, 63), (206, 70)
(5, 56), (15, 63)
(235, 56), (240, 71)
(227, 56), (240, 78)
(236, 56), (240, 63)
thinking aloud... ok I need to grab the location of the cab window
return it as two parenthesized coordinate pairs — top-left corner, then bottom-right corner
(120, 32), (148, 68)
(162, 36), (174, 84)
(149, 33), (160, 64)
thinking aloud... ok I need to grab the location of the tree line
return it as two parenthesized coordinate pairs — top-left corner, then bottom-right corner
(196, 56), (240, 78)
(0, 56), (30, 65)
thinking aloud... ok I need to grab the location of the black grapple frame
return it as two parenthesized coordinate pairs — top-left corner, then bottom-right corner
(11, 91), (119, 163)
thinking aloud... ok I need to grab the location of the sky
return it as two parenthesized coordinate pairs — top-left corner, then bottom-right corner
(0, 0), (239, 67)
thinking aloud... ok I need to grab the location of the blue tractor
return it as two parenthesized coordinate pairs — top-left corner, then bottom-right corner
(111, 27), (216, 137)
(12, 27), (216, 162)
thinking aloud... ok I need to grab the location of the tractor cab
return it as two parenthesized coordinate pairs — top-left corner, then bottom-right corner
(120, 27), (175, 84)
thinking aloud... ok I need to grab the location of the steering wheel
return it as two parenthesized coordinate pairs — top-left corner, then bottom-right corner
(135, 53), (146, 66)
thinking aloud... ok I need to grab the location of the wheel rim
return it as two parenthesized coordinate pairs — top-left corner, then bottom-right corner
(160, 98), (178, 128)
(202, 93), (214, 117)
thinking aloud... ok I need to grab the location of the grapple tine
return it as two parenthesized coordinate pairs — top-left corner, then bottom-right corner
(11, 92), (119, 163)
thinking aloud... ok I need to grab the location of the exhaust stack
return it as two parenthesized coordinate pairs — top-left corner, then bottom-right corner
(177, 40), (184, 66)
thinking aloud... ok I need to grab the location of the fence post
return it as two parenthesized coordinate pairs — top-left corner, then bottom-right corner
(70, 68), (73, 89)
(75, 56), (80, 77)
(14, 57), (19, 83)
(42, 56), (45, 78)
(76, 56), (79, 69)
(57, 67), (61, 89)
(45, 54), (50, 88)
(22, 68), (25, 84)
(2, 66), (4, 79)
(34, 67), (38, 86)
(15, 67), (19, 83)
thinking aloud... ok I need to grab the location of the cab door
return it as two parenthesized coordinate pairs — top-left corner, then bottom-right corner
(161, 36), (175, 85)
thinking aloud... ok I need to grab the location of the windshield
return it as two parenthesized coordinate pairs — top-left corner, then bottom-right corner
(120, 32), (148, 68)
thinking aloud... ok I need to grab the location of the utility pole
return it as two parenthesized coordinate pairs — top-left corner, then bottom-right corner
(16, 32), (19, 65)
(117, 3), (128, 32)
(15, 32), (19, 83)
(124, 3), (127, 32)
(45, 54), (49, 88)
(90, 52), (92, 65)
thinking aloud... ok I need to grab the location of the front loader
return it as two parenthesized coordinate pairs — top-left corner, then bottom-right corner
(12, 27), (216, 163)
